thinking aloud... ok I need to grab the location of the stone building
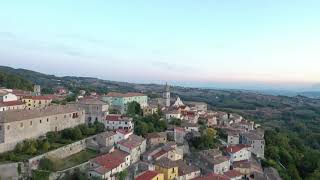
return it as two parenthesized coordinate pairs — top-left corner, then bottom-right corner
(0, 104), (85, 153)
(117, 134), (147, 164)
(194, 149), (230, 175)
(163, 83), (171, 107)
(145, 132), (167, 148)
(102, 92), (148, 113)
(176, 160), (201, 180)
(22, 96), (53, 110)
(0, 100), (25, 111)
(88, 149), (131, 179)
(75, 98), (109, 124)
(240, 131), (265, 158)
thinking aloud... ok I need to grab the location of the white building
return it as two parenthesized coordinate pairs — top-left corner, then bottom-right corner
(104, 114), (134, 131)
(226, 144), (251, 162)
(165, 110), (181, 120)
(0, 101), (25, 111)
(0, 91), (18, 102)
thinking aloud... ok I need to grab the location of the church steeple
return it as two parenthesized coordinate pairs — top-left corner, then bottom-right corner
(164, 82), (170, 107)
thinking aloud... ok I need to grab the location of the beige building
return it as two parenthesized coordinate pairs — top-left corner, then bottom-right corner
(145, 132), (167, 148)
(0, 105), (85, 153)
(0, 100), (26, 111)
(75, 98), (109, 124)
(22, 96), (53, 110)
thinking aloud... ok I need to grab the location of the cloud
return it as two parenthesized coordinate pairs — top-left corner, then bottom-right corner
(0, 32), (16, 40)
(151, 61), (194, 73)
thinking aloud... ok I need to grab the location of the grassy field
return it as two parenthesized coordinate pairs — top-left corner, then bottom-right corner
(56, 149), (98, 171)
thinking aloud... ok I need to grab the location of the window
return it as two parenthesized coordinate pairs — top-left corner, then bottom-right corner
(0, 126), (2, 131)
(64, 115), (67, 118)
(47, 118), (49, 122)
(7, 125), (10, 130)
(40, 120), (42, 124)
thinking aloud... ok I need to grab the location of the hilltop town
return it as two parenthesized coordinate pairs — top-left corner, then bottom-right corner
(0, 83), (283, 180)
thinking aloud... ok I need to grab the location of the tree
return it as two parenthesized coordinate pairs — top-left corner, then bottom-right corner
(169, 118), (181, 126)
(42, 140), (50, 152)
(117, 170), (128, 180)
(127, 101), (142, 116)
(134, 121), (149, 136)
(93, 120), (105, 133)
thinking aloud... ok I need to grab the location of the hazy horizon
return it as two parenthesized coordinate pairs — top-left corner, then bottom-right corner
(1, 1), (320, 91)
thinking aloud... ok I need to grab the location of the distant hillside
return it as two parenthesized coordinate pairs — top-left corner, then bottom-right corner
(0, 66), (140, 94)
(0, 70), (33, 91)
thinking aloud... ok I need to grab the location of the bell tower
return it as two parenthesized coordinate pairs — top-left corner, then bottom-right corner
(163, 83), (170, 107)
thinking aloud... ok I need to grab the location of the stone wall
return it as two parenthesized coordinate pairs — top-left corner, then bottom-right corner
(0, 162), (20, 180)
(28, 139), (87, 170)
(49, 162), (89, 180)
(0, 109), (85, 153)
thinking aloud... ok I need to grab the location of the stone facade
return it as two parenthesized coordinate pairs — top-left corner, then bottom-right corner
(22, 96), (53, 110)
(145, 132), (167, 148)
(28, 139), (87, 170)
(0, 105), (85, 153)
(117, 134), (147, 164)
(240, 132), (265, 158)
(74, 98), (109, 124)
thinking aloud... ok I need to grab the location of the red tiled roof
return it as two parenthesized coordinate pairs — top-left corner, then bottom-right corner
(226, 144), (250, 154)
(193, 173), (230, 180)
(152, 150), (167, 159)
(106, 114), (122, 121)
(181, 111), (196, 116)
(135, 171), (160, 180)
(23, 96), (53, 100)
(224, 170), (243, 178)
(106, 92), (146, 97)
(0, 100), (24, 107)
(12, 89), (32, 96)
(91, 149), (128, 172)
(117, 135), (145, 149)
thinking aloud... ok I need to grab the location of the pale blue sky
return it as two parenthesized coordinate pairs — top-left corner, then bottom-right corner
(0, 1), (319, 90)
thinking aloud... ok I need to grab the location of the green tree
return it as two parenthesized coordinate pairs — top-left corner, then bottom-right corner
(127, 101), (142, 116)
(42, 140), (50, 152)
(169, 118), (181, 126)
(117, 170), (128, 180)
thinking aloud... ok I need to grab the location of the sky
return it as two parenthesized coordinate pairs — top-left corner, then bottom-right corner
(0, 1), (319, 90)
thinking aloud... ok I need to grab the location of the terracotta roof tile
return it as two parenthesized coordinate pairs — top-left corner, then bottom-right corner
(23, 96), (53, 100)
(135, 170), (160, 180)
(224, 170), (243, 178)
(0, 100), (24, 107)
(91, 149), (129, 172)
(193, 173), (230, 180)
(117, 134), (145, 150)
(226, 144), (250, 154)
